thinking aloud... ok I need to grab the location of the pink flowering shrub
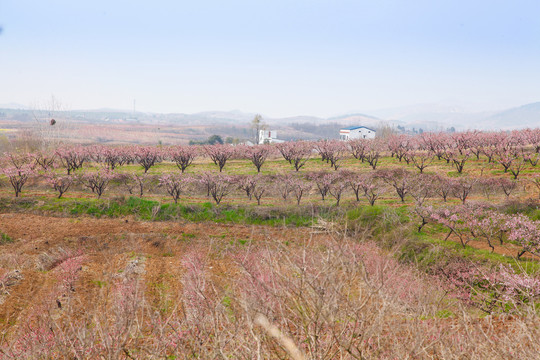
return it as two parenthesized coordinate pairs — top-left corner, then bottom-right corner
(408, 149), (434, 173)
(55, 146), (87, 174)
(167, 145), (198, 173)
(235, 174), (267, 204)
(204, 144), (236, 172)
(240, 144), (272, 172)
(377, 168), (414, 202)
(119, 172), (152, 197)
(468, 209), (508, 252)
(134, 146), (162, 173)
(1, 164), (34, 197)
(314, 140), (346, 170)
(308, 171), (334, 201)
(79, 168), (117, 198)
(46, 172), (75, 198)
(387, 134), (412, 162)
(504, 214), (540, 258)
(428, 203), (540, 258)
(56, 253), (85, 293)
(364, 139), (383, 170)
(434, 259), (540, 314)
(159, 173), (191, 203)
(32, 150), (56, 170)
(284, 174), (312, 205)
(276, 141), (312, 171)
(197, 172), (234, 204)
(450, 177), (477, 204)
(430, 205), (475, 247)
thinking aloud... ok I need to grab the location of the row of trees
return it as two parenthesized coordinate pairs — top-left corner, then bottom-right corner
(389, 129), (540, 178)
(2, 128), (540, 177)
(1, 164), (535, 204)
(424, 203), (540, 259)
(2, 164), (539, 259)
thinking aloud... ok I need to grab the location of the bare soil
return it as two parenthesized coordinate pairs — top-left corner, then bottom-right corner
(0, 213), (321, 335)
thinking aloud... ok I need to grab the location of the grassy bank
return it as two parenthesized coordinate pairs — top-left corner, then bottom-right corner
(0, 196), (333, 227)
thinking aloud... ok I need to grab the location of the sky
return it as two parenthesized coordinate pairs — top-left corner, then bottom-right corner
(1, 0), (539, 117)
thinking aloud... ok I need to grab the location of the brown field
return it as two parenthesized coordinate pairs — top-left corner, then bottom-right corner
(1, 212), (540, 359)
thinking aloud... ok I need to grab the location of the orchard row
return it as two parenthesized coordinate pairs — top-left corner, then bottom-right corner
(0, 164), (537, 203)
(1, 129), (539, 258)
(1, 164), (539, 258)
(2, 128), (539, 176)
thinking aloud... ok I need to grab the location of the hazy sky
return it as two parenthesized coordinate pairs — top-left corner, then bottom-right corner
(1, 0), (539, 117)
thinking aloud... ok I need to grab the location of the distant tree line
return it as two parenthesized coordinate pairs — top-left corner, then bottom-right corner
(189, 135), (240, 145)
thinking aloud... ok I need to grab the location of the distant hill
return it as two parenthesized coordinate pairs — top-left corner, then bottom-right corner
(0, 103), (29, 110)
(364, 101), (540, 131)
(367, 103), (474, 120)
(267, 115), (326, 125)
(1, 102), (538, 141)
(328, 113), (380, 121)
(324, 113), (383, 129)
(479, 102), (540, 130)
(191, 110), (256, 122)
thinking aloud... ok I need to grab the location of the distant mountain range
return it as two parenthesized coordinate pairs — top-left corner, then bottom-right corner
(0, 102), (29, 110)
(1, 101), (539, 131)
(366, 102), (540, 130)
(479, 102), (540, 129)
(249, 102), (539, 131)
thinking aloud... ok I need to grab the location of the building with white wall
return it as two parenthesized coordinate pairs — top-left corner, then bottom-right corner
(258, 130), (284, 144)
(339, 126), (376, 140)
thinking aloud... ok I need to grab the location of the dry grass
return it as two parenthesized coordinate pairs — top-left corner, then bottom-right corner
(0, 214), (539, 359)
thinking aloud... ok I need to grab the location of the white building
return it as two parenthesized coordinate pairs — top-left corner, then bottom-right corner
(339, 126), (376, 140)
(258, 130), (284, 144)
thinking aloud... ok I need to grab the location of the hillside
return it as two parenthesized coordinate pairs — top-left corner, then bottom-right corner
(1, 102), (539, 145)
(482, 102), (540, 129)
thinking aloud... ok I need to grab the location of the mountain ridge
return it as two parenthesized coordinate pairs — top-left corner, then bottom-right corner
(1, 101), (539, 130)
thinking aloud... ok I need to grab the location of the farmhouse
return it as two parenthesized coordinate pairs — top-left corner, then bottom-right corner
(258, 130), (284, 144)
(339, 126), (376, 140)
